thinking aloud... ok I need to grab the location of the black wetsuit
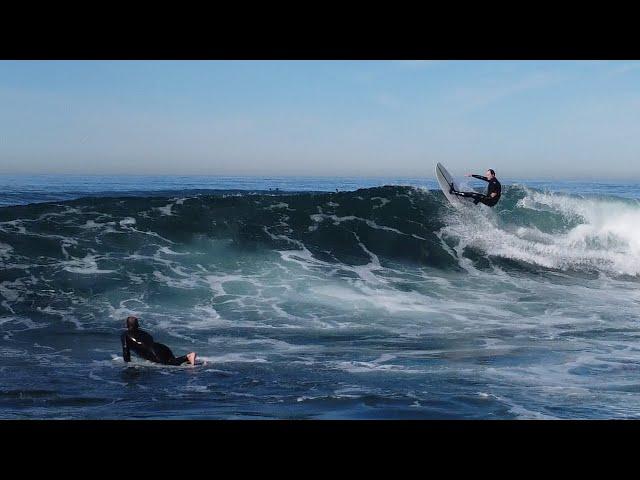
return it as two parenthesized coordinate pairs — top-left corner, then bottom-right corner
(451, 175), (501, 207)
(121, 328), (189, 365)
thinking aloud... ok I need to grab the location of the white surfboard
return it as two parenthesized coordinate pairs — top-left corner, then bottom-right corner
(435, 162), (466, 206)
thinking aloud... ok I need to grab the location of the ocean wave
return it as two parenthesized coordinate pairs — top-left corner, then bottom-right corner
(1, 185), (639, 330)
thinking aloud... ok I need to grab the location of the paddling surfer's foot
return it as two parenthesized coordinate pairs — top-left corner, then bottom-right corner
(187, 352), (197, 365)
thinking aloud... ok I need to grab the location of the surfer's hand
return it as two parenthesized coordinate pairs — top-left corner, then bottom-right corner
(465, 173), (472, 177)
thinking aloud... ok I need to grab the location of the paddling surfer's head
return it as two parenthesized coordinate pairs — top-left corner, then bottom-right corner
(486, 169), (496, 180)
(125, 316), (140, 331)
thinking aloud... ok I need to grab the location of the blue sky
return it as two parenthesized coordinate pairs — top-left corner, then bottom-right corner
(0, 60), (639, 179)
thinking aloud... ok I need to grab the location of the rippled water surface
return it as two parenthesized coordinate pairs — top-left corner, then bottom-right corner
(2, 174), (640, 419)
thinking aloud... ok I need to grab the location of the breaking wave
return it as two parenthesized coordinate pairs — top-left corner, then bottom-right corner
(1, 184), (640, 324)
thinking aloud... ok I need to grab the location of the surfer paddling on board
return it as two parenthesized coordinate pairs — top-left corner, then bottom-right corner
(121, 316), (197, 366)
(450, 169), (502, 207)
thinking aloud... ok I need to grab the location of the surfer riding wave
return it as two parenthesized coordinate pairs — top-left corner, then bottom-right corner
(450, 169), (502, 207)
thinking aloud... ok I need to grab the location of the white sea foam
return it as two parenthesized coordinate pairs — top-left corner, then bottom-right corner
(441, 187), (640, 276)
(0, 280), (23, 302)
(310, 214), (408, 237)
(330, 359), (425, 374)
(153, 270), (200, 289)
(63, 254), (115, 274)
(0, 242), (14, 261)
(80, 220), (116, 230)
(198, 353), (269, 363)
(371, 197), (390, 208)
(265, 202), (292, 210)
(156, 204), (174, 216)
(157, 246), (188, 256)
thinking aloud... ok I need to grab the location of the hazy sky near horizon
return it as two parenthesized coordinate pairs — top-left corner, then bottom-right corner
(1, 60), (639, 179)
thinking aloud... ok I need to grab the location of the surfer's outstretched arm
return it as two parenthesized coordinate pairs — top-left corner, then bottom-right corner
(471, 174), (489, 182)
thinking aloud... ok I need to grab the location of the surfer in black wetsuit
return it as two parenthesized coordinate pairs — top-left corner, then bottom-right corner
(450, 169), (502, 207)
(121, 316), (196, 366)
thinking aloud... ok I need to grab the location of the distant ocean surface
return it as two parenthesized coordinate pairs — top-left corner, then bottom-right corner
(2, 174), (640, 419)
(2, 174), (640, 206)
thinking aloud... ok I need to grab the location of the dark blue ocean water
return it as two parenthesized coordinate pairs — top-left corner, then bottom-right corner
(2, 174), (640, 419)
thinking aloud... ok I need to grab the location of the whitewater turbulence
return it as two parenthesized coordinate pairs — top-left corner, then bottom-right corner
(1, 185), (640, 419)
(440, 185), (640, 276)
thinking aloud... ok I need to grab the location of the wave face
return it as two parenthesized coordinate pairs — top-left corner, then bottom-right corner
(2, 185), (640, 419)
